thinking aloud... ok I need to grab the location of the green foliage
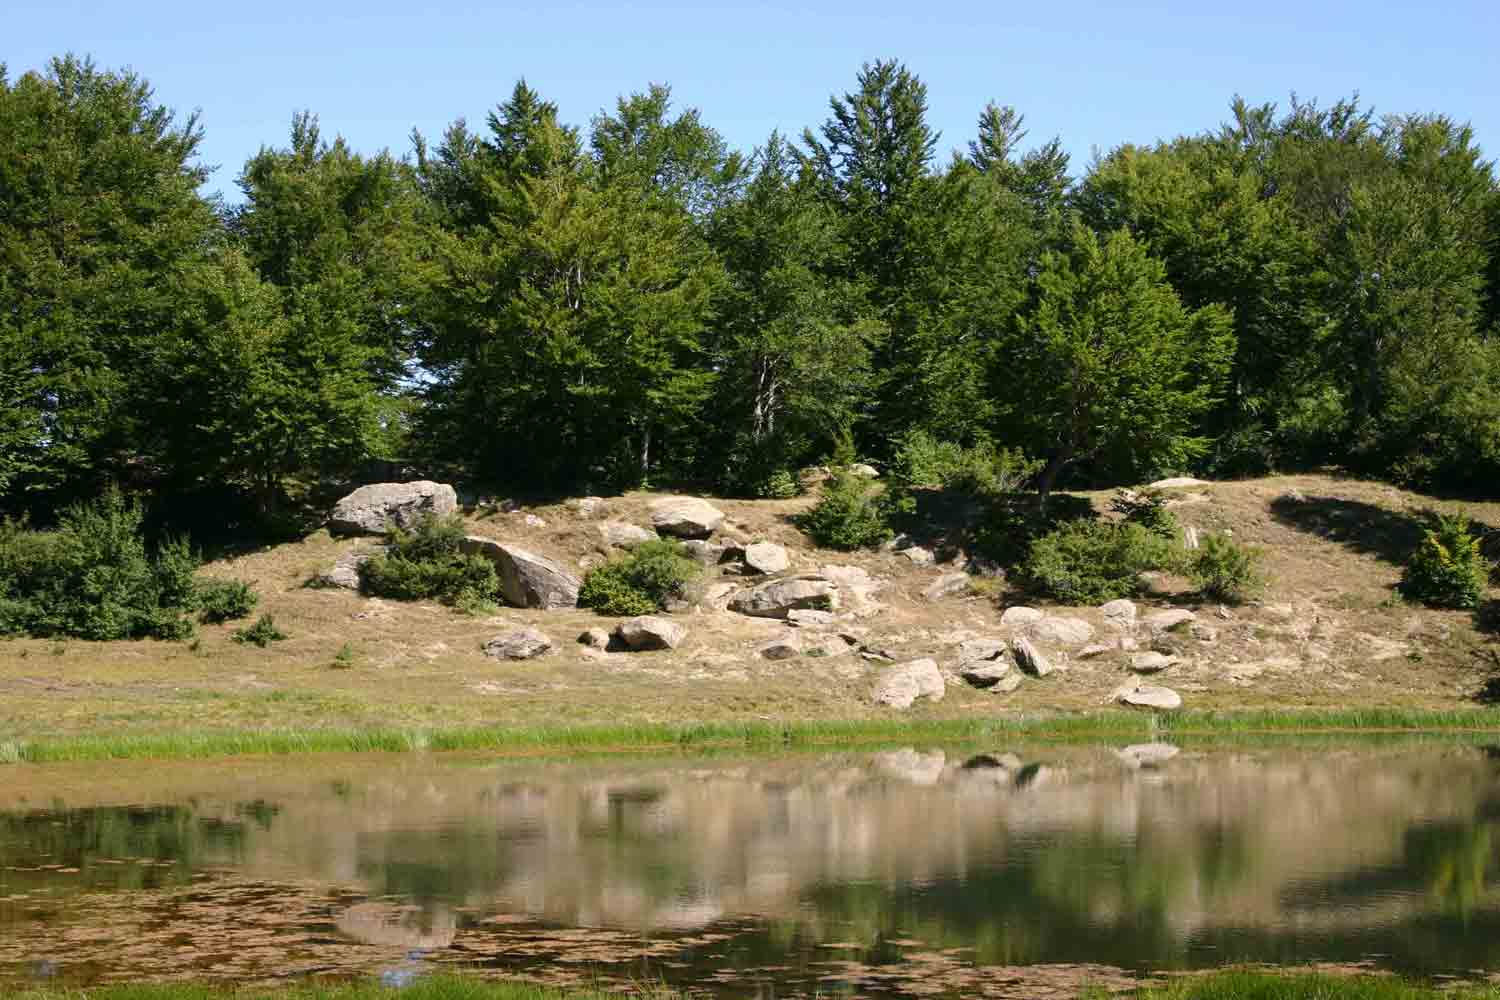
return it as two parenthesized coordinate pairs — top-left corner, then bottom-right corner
(332, 642), (355, 668)
(756, 469), (802, 499)
(797, 472), (893, 550)
(0, 494), (225, 641)
(359, 514), (498, 606)
(1109, 488), (1179, 540)
(196, 579), (259, 624)
(890, 431), (1040, 497)
(1189, 533), (1263, 604)
(1021, 519), (1179, 604)
(579, 539), (700, 616)
(1401, 513), (1490, 609)
(232, 614), (287, 647)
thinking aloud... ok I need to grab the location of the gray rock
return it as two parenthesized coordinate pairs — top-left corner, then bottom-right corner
(1143, 609), (1198, 634)
(743, 541), (790, 575)
(328, 481), (457, 536)
(1148, 477), (1210, 489)
(961, 658), (1012, 689)
(1012, 636), (1053, 677)
(923, 572), (971, 601)
(613, 616), (686, 651)
(958, 637), (1007, 664)
(787, 608), (837, 626)
(805, 636), (855, 658)
(648, 497), (725, 539)
(992, 672), (1024, 694)
(681, 539), (727, 565)
(1182, 525), (1201, 550)
(1190, 623), (1218, 643)
(483, 627), (553, 661)
(460, 537), (580, 609)
(729, 577), (838, 619)
(1129, 651), (1178, 674)
(759, 633), (802, 660)
(901, 546), (935, 566)
(1077, 643), (1113, 659)
(567, 497), (606, 517)
(1099, 599), (1138, 627)
(872, 658), (945, 709)
(1026, 616), (1094, 646)
(848, 463), (880, 479)
(578, 628), (611, 650)
(1117, 683), (1183, 710)
(319, 549), (376, 590)
(1000, 606), (1044, 627)
(597, 521), (656, 549)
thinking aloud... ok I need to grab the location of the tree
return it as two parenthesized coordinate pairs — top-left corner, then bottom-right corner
(0, 56), (220, 514)
(705, 132), (880, 490)
(1000, 225), (1235, 508)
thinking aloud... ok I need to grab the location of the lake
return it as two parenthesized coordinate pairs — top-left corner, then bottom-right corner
(2, 741), (1499, 996)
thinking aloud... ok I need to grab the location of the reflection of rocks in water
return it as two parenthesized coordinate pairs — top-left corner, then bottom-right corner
(874, 749), (946, 786)
(336, 902), (456, 949)
(1114, 743), (1180, 770)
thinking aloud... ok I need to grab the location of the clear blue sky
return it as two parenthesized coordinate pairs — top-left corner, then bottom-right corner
(8, 0), (1498, 202)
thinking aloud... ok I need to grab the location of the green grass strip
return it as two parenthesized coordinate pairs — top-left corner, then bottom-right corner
(6, 707), (1500, 765)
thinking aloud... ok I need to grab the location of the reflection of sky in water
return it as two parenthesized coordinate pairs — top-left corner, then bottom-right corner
(0, 744), (1499, 993)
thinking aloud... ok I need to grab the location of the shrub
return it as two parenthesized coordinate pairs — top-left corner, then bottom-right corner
(232, 614), (287, 647)
(1109, 488), (1179, 540)
(359, 513), (499, 606)
(797, 471), (893, 550)
(196, 578), (259, 623)
(1189, 533), (1262, 604)
(1021, 519), (1178, 604)
(1402, 513), (1490, 609)
(756, 469), (802, 499)
(890, 431), (1041, 497)
(0, 495), (252, 641)
(580, 539), (700, 616)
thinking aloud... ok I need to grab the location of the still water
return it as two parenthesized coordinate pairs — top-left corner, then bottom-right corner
(2, 742), (1499, 995)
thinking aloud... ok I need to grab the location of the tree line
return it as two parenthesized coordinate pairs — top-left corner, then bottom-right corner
(4, 55), (1498, 536)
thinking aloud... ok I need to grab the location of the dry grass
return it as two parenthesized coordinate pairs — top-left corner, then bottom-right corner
(1, 475), (1498, 746)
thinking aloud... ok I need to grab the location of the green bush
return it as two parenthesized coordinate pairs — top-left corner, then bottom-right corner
(756, 469), (802, 499)
(232, 614), (287, 647)
(797, 471), (893, 550)
(196, 578), (259, 623)
(580, 539), (700, 616)
(0, 494), (253, 641)
(890, 431), (1041, 497)
(1021, 519), (1178, 604)
(1401, 513), (1490, 609)
(1109, 488), (1179, 539)
(359, 513), (499, 605)
(1189, 533), (1262, 604)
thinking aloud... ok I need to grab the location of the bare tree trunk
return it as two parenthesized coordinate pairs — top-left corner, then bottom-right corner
(1036, 450), (1072, 515)
(639, 425), (652, 483)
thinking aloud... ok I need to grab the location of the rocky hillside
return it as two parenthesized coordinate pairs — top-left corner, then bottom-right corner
(3, 473), (1497, 740)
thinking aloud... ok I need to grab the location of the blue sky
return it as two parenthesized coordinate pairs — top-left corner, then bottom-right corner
(8, 0), (1498, 202)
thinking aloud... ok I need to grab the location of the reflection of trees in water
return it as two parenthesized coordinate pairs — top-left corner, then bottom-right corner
(1406, 822), (1495, 919)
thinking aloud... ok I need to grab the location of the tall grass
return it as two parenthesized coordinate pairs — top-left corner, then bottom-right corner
(7, 708), (1500, 765)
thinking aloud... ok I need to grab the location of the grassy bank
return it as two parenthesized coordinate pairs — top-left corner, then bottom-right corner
(9, 972), (1500, 1000)
(6, 707), (1500, 765)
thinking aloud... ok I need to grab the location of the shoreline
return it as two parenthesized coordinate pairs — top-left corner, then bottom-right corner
(7, 707), (1500, 765)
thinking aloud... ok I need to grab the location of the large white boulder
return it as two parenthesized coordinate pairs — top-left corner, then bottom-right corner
(328, 481), (457, 536)
(648, 497), (725, 539)
(459, 537), (580, 609)
(872, 658), (945, 709)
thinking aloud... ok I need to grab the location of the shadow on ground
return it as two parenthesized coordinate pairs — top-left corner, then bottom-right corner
(1269, 494), (1437, 567)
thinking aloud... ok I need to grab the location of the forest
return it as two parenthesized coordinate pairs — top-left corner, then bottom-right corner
(4, 54), (1499, 541)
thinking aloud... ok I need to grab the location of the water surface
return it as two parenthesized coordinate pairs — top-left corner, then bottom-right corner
(2, 742), (1499, 996)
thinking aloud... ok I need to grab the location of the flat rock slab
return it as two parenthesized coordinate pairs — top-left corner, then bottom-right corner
(1000, 606), (1044, 627)
(648, 497), (725, 539)
(329, 481), (457, 536)
(460, 537), (580, 609)
(483, 627), (553, 661)
(1026, 616), (1094, 646)
(743, 541), (790, 575)
(1148, 477), (1211, 489)
(597, 521), (656, 549)
(958, 637), (1007, 664)
(1099, 599), (1138, 626)
(759, 633), (802, 660)
(614, 616), (686, 651)
(1117, 682), (1183, 710)
(1143, 609), (1198, 633)
(923, 572), (971, 601)
(787, 609), (837, 627)
(319, 549), (377, 590)
(872, 658), (945, 709)
(1129, 651), (1178, 674)
(729, 577), (838, 619)
(961, 658), (1011, 689)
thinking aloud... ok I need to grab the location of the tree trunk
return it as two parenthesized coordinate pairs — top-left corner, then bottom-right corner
(1036, 451), (1072, 514)
(639, 425), (652, 484)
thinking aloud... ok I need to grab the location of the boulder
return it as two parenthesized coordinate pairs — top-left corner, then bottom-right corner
(460, 537), (580, 609)
(729, 577), (838, 619)
(328, 481), (458, 536)
(648, 497), (725, 539)
(759, 633), (802, 660)
(805, 636), (855, 659)
(743, 541), (790, 575)
(567, 497), (606, 517)
(1117, 683), (1183, 711)
(872, 658), (945, 709)
(1012, 636), (1053, 677)
(598, 521), (656, 549)
(578, 628), (611, 650)
(483, 628), (553, 661)
(848, 463), (880, 479)
(961, 658), (1012, 689)
(1182, 525), (1201, 550)
(1026, 616), (1094, 646)
(992, 673), (1024, 694)
(682, 539), (727, 565)
(318, 549), (375, 590)
(1000, 606), (1044, 627)
(901, 546), (935, 566)
(613, 616), (687, 651)
(1148, 477), (1210, 489)
(1099, 599), (1138, 627)
(1077, 643), (1113, 659)
(787, 608), (837, 627)
(1129, 651), (1178, 674)
(924, 572), (971, 602)
(818, 564), (886, 613)
(1143, 609), (1198, 634)
(958, 637), (1008, 664)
